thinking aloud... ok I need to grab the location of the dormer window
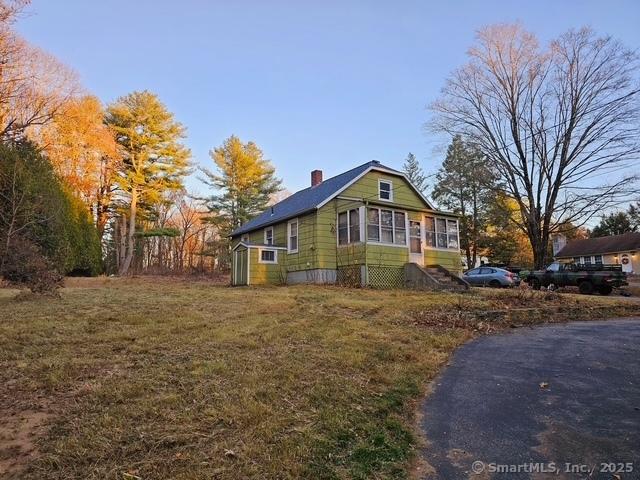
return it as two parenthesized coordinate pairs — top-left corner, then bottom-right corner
(264, 227), (274, 245)
(379, 179), (393, 201)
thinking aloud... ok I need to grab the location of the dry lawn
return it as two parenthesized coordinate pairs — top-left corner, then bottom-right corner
(1, 278), (638, 480)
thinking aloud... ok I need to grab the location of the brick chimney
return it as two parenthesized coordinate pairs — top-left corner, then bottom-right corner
(311, 169), (323, 187)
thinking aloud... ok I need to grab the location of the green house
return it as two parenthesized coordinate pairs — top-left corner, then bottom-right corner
(230, 161), (466, 289)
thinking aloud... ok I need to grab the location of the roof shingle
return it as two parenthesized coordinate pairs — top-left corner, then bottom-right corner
(230, 161), (401, 236)
(556, 232), (640, 257)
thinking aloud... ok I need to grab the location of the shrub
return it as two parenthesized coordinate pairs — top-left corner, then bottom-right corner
(0, 141), (103, 283)
(1, 236), (63, 295)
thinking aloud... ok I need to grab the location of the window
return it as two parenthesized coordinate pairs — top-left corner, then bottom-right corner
(338, 209), (361, 245)
(466, 268), (480, 276)
(436, 218), (447, 248)
(349, 209), (360, 243)
(259, 249), (277, 264)
(425, 217), (436, 247)
(447, 219), (459, 249)
(241, 234), (249, 242)
(547, 263), (560, 272)
(381, 209), (393, 242)
(288, 219), (298, 253)
(594, 255), (603, 265)
(573, 257), (581, 264)
(424, 216), (459, 250)
(394, 212), (406, 245)
(264, 227), (273, 245)
(378, 179), (393, 201)
(338, 212), (348, 245)
(367, 207), (407, 245)
(583, 256), (592, 265)
(367, 208), (380, 241)
(409, 220), (421, 253)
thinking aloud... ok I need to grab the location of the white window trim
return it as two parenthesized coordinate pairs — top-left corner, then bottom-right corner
(258, 248), (278, 264)
(336, 207), (364, 246)
(287, 218), (299, 254)
(264, 226), (274, 245)
(366, 206), (408, 246)
(424, 215), (460, 251)
(378, 178), (394, 202)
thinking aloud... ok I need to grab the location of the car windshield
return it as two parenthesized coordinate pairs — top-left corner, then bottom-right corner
(546, 263), (560, 272)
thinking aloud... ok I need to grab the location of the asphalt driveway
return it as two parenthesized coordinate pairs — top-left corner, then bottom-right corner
(419, 319), (640, 480)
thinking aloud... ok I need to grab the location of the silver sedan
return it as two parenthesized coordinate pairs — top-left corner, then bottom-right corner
(463, 267), (521, 288)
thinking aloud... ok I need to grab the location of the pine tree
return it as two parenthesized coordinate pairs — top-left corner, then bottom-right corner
(106, 91), (191, 275)
(201, 135), (281, 237)
(432, 136), (496, 269)
(401, 153), (428, 193)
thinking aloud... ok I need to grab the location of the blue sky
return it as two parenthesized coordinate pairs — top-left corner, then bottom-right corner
(16, 0), (640, 194)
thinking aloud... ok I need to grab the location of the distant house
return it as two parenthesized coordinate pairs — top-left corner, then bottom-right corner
(553, 232), (640, 274)
(230, 161), (465, 288)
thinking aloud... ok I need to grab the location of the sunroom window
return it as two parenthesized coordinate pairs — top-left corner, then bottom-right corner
(425, 216), (459, 250)
(338, 209), (361, 245)
(367, 207), (407, 245)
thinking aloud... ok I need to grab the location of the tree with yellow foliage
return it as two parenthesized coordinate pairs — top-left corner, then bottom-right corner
(106, 91), (191, 275)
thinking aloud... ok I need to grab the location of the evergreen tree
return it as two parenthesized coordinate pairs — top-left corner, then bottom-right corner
(432, 136), (496, 269)
(201, 135), (281, 237)
(591, 211), (636, 237)
(0, 141), (102, 291)
(401, 152), (428, 193)
(106, 91), (191, 275)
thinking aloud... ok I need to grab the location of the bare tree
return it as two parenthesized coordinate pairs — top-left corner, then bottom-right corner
(0, 1), (78, 140)
(430, 24), (640, 268)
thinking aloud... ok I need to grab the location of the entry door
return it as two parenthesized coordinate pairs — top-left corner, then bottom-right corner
(409, 219), (424, 265)
(620, 254), (633, 273)
(234, 249), (248, 285)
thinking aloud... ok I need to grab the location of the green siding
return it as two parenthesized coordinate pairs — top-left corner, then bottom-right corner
(340, 170), (426, 210)
(231, 166), (463, 284)
(248, 248), (286, 285)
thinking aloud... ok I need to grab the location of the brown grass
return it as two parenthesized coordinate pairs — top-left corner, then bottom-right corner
(0, 278), (638, 479)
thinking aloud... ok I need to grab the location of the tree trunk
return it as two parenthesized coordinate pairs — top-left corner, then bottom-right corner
(119, 188), (137, 275)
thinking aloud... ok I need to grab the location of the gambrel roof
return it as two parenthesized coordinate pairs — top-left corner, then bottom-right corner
(231, 160), (434, 237)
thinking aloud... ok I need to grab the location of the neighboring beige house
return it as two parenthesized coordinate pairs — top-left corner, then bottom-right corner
(552, 232), (640, 274)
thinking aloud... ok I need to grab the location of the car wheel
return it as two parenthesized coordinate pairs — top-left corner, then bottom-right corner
(530, 279), (541, 290)
(489, 279), (501, 288)
(598, 285), (613, 296)
(579, 280), (594, 295)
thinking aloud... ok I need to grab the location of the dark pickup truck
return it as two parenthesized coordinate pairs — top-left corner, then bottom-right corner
(526, 262), (628, 295)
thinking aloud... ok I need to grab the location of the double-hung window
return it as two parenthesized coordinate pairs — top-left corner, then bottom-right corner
(338, 209), (361, 245)
(594, 255), (603, 265)
(264, 227), (274, 245)
(425, 216), (459, 250)
(378, 179), (393, 201)
(288, 219), (298, 253)
(367, 207), (406, 245)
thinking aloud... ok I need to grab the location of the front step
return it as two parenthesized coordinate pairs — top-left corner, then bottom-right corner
(404, 263), (470, 291)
